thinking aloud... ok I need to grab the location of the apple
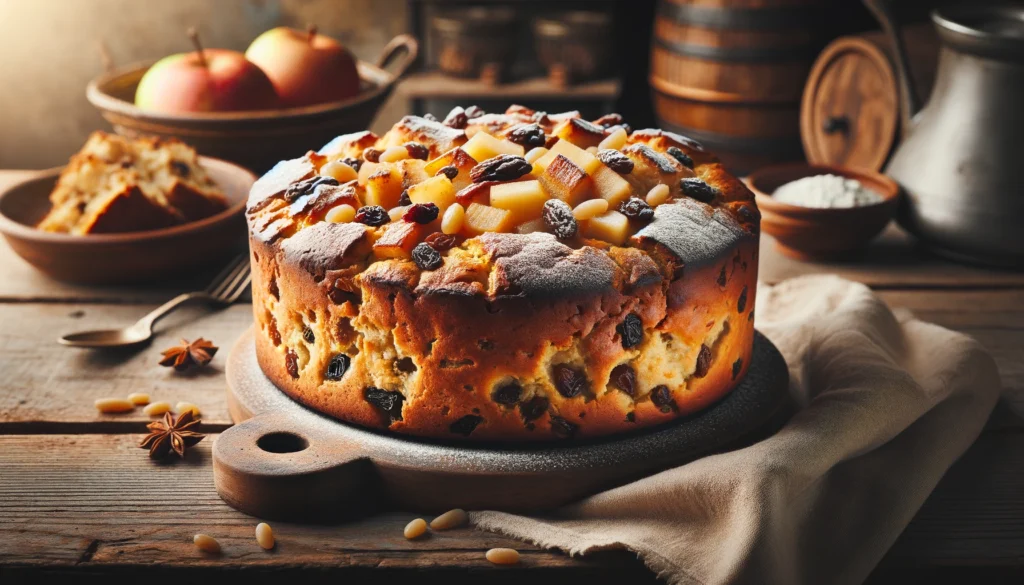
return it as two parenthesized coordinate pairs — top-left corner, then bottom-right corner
(135, 29), (279, 113)
(245, 25), (360, 108)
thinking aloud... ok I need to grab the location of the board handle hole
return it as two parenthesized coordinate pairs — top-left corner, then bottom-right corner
(257, 432), (309, 454)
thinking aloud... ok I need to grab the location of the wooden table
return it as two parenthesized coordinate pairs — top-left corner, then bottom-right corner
(2, 169), (1023, 584)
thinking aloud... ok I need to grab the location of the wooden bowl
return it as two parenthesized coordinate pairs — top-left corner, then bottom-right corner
(0, 157), (256, 285)
(748, 163), (901, 260)
(87, 35), (418, 173)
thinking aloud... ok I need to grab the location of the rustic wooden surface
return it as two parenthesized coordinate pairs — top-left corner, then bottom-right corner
(1, 170), (1023, 584)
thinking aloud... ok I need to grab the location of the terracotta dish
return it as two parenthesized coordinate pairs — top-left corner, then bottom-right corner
(748, 163), (900, 260)
(86, 35), (417, 173)
(0, 157), (255, 284)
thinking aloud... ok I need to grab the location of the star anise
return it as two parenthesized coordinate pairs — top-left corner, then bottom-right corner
(139, 411), (205, 459)
(159, 338), (218, 371)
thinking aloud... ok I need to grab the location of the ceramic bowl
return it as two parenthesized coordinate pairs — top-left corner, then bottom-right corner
(86, 35), (417, 173)
(747, 163), (901, 260)
(0, 156), (256, 285)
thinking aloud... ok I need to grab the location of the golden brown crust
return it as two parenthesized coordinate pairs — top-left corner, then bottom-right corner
(247, 105), (759, 442)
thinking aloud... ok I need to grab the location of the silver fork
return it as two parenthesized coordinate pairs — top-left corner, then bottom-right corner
(59, 254), (251, 348)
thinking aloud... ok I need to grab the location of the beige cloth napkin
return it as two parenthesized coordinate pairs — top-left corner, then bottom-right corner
(473, 275), (1001, 585)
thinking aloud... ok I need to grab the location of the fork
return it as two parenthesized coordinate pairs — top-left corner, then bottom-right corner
(58, 254), (251, 348)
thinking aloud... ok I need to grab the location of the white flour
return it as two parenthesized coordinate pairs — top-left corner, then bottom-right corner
(772, 174), (883, 208)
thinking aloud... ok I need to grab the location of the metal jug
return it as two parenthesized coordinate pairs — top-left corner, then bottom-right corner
(866, 2), (1024, 267)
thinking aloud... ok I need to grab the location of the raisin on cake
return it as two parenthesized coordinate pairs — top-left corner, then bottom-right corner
(246, 105), (760, 442)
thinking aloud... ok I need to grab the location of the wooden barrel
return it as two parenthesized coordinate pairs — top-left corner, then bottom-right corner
(650, 0), (828, 174)
(801, 24), (939, 172)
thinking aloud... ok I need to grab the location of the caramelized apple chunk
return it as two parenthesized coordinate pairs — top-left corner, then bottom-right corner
(424, 147), (477, 191)
(407, 175), (457, 212)
(373, 220), (426, 258)
(463, 203), (514, 235)
(462, 131), (525, 162)
(363, 164), (404, 209)
(553, 118), (607, 149)
(489, 180), (549, 224)
(537, 155), (594, 207)
(583, 209), (630, 245)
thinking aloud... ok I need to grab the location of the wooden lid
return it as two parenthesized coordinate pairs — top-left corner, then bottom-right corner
(800, 36), (900, 172)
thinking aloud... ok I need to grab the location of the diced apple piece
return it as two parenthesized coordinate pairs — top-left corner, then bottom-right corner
(462, 131), (524, 162)
(592, 165), (633, 208)
(363, 164), (404, 209)
(534, 139), (602, 175)
(537, 155), (594, 207)
(397, 159), (429, 188)
(373, 221), (426, 259)
(489, 180), (549, 224)
(408, 175), (457, 211)
(583, 210), (630, 245)
(516, 217), (548, 235)
(358, 161), (380, 184)
(424, 147), (477, 191)
(463, 203), (514, 235)
(553, 118), (607, 149)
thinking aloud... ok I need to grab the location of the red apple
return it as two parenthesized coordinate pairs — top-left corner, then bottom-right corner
(135, 29), (279, 114)
(245, 25), (360, 108)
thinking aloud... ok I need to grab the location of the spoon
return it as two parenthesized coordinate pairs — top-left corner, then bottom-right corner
(59, 255), (250, 349)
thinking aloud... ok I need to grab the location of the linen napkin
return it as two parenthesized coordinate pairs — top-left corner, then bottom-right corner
(472, 275), (1001, 585)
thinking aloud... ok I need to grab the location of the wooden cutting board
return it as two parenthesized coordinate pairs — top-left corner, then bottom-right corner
(214, 328), (790, 522)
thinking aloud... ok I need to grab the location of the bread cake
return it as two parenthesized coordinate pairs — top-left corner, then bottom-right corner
(246, 105), (759, 441)
(39, 132), (227, 234)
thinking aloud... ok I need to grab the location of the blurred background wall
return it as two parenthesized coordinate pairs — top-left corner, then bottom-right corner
(0, 0), (408, 169)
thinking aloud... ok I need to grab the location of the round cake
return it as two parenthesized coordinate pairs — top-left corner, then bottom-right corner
(246, 105), (760, 442)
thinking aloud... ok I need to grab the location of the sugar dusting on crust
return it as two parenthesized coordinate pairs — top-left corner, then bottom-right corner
(634, 198), (752, 268)
(247, 157), (315, 213)
(280, 221), (369, 282)
(480, 232), (617, 297)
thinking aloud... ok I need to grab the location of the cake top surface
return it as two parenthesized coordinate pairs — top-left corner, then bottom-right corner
(246, 105), (759, 292)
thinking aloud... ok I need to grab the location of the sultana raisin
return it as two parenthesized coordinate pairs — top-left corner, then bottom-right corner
(491, 381), (522, 406)
(170, 160), (191, 177)
(617, 313), (643, 349)
(284, 176), (339, 202)
(738, 286), (748, 313)
(364, 387), (405, 422)
(403, 203), (439, 224)
(404, 142), (430, 160)
(694, 345), (712, 378)
(610, 364), (636, 396)
(680, 177), (718, 203)
(650, 385), (676, 412)
(412, 243), (443, 270)
(341, 157), (363, 172)
(597, 149), (634, 174)
(398, 190), (411, 206)
(302, 327), (315, 344)
(442, 107), (468, 129)
(593, 113), (624, 128)
(285, 349), (299, 379)
(425, 232), (459, 251)
(449, 414), (483, 436)
(666, 146), (694, 169)
(464, 105), (484, 119)
(326, 354), (351, 381)
(362, 148), (382, 163)
(619, 197), (655, 222)
(506, 123), (547, 148)
(550, 416), (577, 438)
(436, 165), (459, 180)
(519, 396), (549, 422)
(552, 364), (588, 398)
(354, 205), (389, 226)
(542, 199), (578, 239)
(732, 358), (743, 380)
(470, 154), (532, 183)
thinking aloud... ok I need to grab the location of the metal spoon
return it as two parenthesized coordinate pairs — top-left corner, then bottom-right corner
(58, 255), (251, 348)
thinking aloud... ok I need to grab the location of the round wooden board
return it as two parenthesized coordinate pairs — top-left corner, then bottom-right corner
(214, 328), (791, 522)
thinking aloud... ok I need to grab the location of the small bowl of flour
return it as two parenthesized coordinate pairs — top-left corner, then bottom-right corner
(746, 164), (900, 260)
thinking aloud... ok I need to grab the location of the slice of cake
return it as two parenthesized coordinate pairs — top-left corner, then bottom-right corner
(246, 105), (761, 442)
(38, 132), (227, 234)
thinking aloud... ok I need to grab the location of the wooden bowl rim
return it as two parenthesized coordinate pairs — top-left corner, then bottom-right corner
(0, 156), (254, 245)
(87, 59), (393, 124)
(748, 163), (901, 217)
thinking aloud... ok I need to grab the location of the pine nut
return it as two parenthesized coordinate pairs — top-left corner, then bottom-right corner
(176, 402), (200, 417)
(326, 204), (356, 224)
(524, 147), (548, 164)
(379, 145), (410, 163)
(193, 533), (221, 554)
(404, 518), (428, 540)
(646, 183), (670, 207)
(598, 127), (628, 151)
(486, 547), (520, 565)
(586, 146), (598, 154)
(255, 522), (275, 550)
(94, 398), (134, 414)
(127, 392), (150, 406)
(430, 508), (468, 531)
(573, 199), (609, 221)
(441, 202), (465, 235)
(388, 205), (410, 222)
(320, 160), (358, 183)
(143, 401), (172, 417)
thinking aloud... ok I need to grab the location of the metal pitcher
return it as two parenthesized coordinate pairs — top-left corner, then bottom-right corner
(866, 2), (1024, 267)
